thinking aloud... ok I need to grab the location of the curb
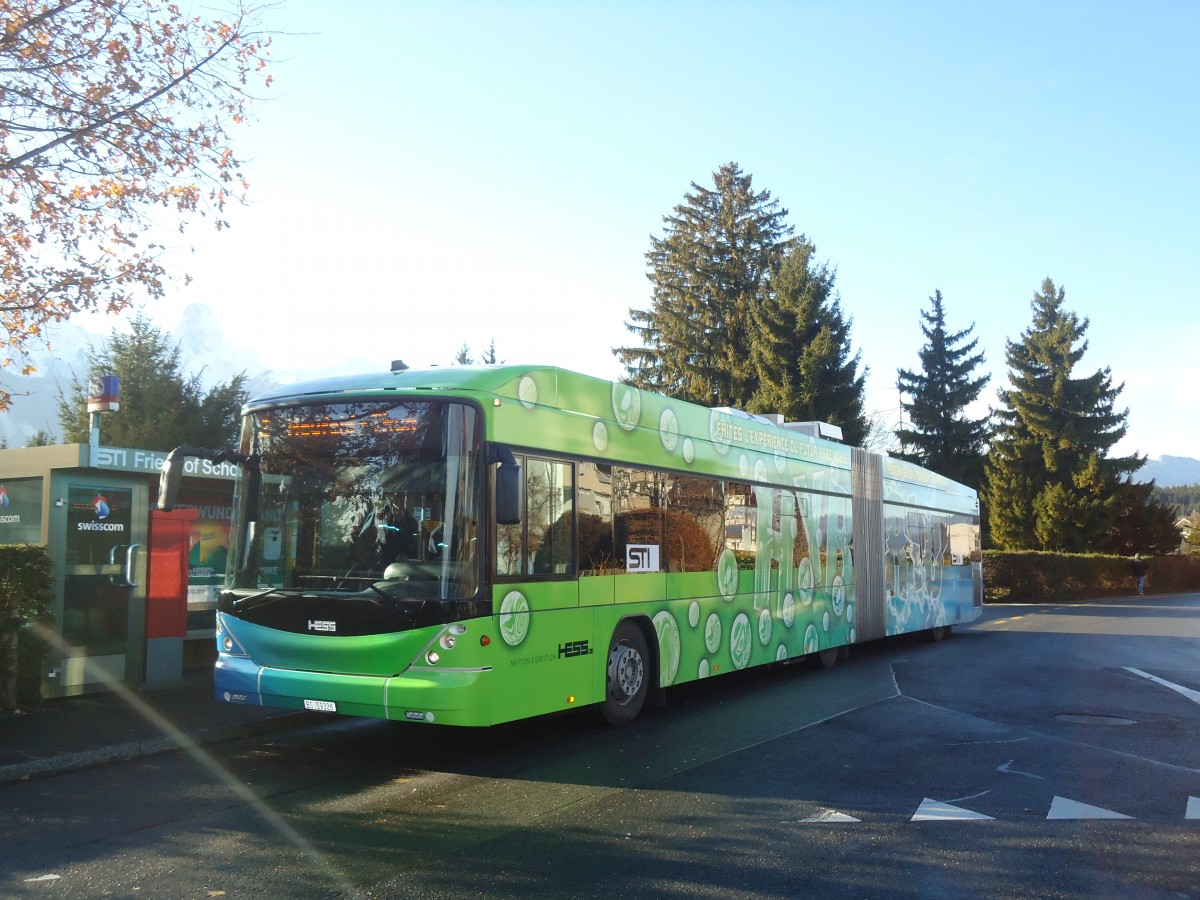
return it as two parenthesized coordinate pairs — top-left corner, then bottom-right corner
(0, 712), (313, 785)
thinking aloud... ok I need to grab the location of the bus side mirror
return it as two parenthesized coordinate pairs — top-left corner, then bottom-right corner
(157, 448), (187, 511)
(496, 460), (522, 526)
(157, 445), (253, 512)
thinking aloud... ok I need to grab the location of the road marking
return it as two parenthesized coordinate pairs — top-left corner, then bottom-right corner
(905, 694), (1200, 775)
(786, 796), (1200, 824)
(793, 809), (861, 823)
(947, 790), (991, 804)
(1125, 667), (1200, 706)
(911, 798), (994, 821)
(948, 737), (1030, 746)
(1046, 796), (1132, 820)
(998, 760), (1044, 780)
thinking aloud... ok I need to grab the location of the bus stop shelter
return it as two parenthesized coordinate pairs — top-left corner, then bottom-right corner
(0, 443), (235, 697)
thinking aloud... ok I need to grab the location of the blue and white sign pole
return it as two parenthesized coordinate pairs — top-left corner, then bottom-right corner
(86, 375), (120, 466)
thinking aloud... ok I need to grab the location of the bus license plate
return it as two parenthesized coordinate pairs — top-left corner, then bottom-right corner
(304, 699), (337, 712)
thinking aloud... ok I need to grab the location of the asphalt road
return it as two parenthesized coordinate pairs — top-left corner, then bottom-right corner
(3, 596), (1199, 899)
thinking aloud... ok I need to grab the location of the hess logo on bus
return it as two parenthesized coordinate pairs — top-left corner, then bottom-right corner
(558, 640), (593, 658)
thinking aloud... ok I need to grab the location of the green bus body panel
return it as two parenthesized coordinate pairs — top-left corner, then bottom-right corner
(228, 365), (982, 726)
(579, 575), (614, 606)
(248, 666), (493, 726)
(227, 617), (436, 677)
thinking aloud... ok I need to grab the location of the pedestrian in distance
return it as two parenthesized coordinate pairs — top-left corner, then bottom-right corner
(1129, 554), (1149, 596)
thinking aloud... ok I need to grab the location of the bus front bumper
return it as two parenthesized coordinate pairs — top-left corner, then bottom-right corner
(213, 655), (494, 726)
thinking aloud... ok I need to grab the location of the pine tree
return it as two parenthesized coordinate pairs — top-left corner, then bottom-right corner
(746, 241), (869, 446)
(58, 315), (247, 451)
(1108, 482), (1182, 555)
(985, 279), (1142, 551)
(895, 290), (990, 488)
(617, 162), (795, 408)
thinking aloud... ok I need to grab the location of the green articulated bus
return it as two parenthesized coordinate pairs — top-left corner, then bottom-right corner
(159, 363), (982, 727)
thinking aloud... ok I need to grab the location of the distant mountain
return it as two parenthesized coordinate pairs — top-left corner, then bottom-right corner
(0, 321), (93, 447)
(0, 306), (278, 448)
(1137, 456), (1200, 489)
(6, 312), (1200, 488)
(0, 303), (394, 448)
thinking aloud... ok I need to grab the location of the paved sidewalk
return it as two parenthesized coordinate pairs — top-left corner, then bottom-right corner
(0, 669), (315, 784)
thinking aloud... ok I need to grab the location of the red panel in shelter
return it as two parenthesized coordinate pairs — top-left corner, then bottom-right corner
(146, 508), (199, 639)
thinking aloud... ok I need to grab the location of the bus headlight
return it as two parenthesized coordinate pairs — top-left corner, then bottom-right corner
(215, 613), (249, 657)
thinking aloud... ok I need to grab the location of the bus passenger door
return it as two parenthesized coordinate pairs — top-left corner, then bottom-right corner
(491, 457), (594, 721)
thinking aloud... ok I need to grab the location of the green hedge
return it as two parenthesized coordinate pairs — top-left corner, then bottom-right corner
(0, 544), (54, 709)
(983, 550), (1200, 603)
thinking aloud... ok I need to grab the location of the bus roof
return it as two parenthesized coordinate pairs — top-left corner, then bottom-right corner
(245, 364), (977, 511)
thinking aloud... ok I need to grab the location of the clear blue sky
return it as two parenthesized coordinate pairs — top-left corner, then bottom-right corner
(80, 0), (1200, 459)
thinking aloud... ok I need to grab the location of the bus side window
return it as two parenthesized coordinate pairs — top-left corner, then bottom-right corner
(663, 472), (723, 572)
(495, 454), (526, 576)
(495, 457), (576, 578)
(577, 463), (614, 574)
(529, 460), (574, 576)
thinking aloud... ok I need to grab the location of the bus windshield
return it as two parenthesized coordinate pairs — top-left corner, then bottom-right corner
(228, 399), (482, 602)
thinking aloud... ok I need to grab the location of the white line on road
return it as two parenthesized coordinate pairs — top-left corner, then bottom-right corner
(1047, 796), (1133, 820)
(998, 760), (1044, 780)
(791, 810), (862, 824)
(912, 798), (995, 821)
(1124, 667), (1200, 706)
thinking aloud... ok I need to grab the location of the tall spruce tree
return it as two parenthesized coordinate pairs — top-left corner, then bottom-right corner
(617, 162), (795, 408)
(1109, 482), (1182, 555)
(895, 290), (990, 488)
(746, 241), (869, 446)
(58, 315), (247, 451)
(985, 279), (1141, 551)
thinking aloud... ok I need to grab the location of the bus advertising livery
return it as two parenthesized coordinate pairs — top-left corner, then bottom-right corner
(159, 364), (982, 727)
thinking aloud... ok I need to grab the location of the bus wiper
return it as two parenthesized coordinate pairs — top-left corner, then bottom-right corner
(344, 582), (409, 612)
(232, 587), (302, 613)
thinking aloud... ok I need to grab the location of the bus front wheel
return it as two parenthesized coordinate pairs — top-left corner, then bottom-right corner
(601, 622), (650, 725)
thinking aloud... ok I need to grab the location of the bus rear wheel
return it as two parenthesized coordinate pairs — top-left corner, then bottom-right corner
(601, 622), (650, 725)
(930, 625), (952, 643)
(816, 647), (839, 670)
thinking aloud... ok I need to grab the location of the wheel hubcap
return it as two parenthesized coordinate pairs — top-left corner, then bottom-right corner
(608, 642), (643, 704)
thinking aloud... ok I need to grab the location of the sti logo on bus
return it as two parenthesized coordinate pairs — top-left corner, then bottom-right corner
(308, 620), (337, 633)
(626, 544), (660, 572)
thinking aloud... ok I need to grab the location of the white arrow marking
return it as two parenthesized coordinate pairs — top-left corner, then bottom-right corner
(911, 798), (995, 821)
(998, 760), (1044, 780)
(793, 809), (861, 823)
(1186, 796), (1200, 820)
(1124, 668), (1200, 706)
(1047, 796), (1133, 820)
(23, 875), (62, 883)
